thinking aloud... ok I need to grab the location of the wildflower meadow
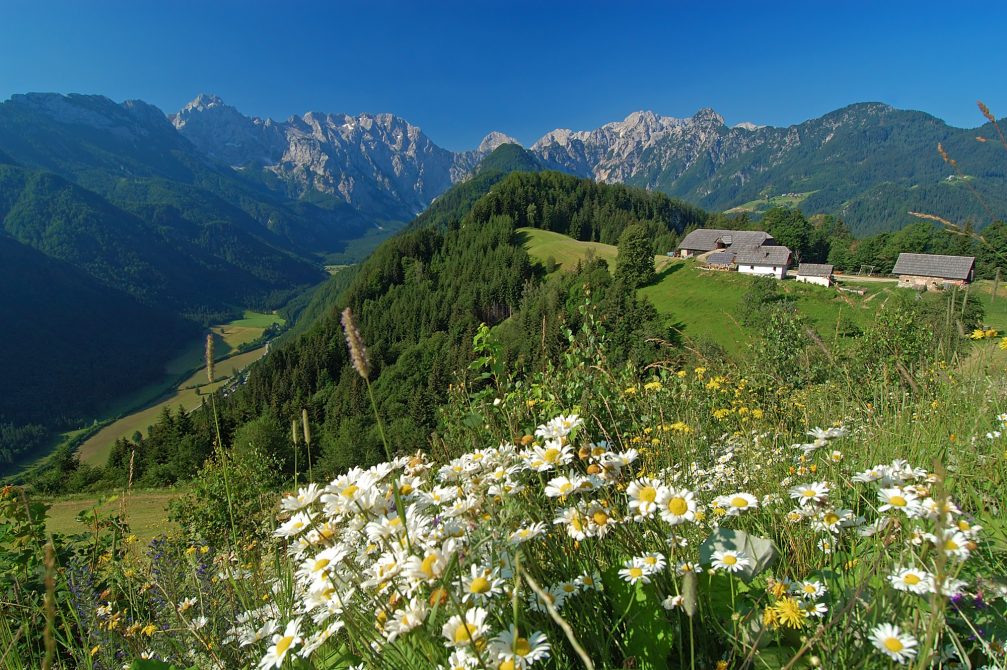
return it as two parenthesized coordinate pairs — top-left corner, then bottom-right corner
(4, 307), (1007, 670)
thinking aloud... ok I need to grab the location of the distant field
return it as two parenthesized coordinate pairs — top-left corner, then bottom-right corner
(77, 346), (268, 466)
(45, 489), (181, 542)
(725, 191), (816, 214)
(69, 311), (283, 468)
(518, 227), (674, 273)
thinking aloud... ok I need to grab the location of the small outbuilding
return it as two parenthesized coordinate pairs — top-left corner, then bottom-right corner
(735, 246), (792, 280)
(796, 263), (834, 287)
(705, 251), (736, 270)
(892, 253), (975, 290)
(677, 229), (775, 258)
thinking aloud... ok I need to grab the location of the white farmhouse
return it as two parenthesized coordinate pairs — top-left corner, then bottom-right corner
(795, 263), (834, 287)
(734, 246), (792, 280)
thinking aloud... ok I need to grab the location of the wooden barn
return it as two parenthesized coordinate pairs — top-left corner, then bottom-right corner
(892, 253), (975, 290)
(676, 229), (775, 258)
(796, 263), (834, 287)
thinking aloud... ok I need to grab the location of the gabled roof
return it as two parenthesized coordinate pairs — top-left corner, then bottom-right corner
(892, 253), (975, 280)
(677, 228), (774, 252)
(735, 245), (792, 267)
(706, 251), (736, 265)
(797, 263), (834, 277)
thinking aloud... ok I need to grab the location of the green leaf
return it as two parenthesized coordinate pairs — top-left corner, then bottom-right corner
(699, 528), (778, 582)
(602, 567), (675, 670)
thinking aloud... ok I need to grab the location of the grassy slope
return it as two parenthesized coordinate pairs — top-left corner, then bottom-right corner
(518, 227), (674, 273)
(521, 228), (895, 356)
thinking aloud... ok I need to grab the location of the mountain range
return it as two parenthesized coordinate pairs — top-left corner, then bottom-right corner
(174, 95), (1007, 236)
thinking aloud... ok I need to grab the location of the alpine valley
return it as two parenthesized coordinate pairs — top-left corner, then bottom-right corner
(1, 90), (1005, 466)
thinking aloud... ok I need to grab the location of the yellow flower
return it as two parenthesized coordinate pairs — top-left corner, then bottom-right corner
(623, 387), (638, 396)
(185, 546), (197, 556)
(694, 367), (706, 378)
(90, 645), (101, 657)
(142, 623), (157, 637)
(970, 328), (986, 340)
(676, 370), (687, 378)
(644, 381), (663, 392)
(1000, 336), (1007, 351)
(772, 597), (807, 629)
(752, 408), (764, 420)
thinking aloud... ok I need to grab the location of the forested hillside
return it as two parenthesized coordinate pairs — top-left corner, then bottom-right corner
(37, 155), (706, 490)
(0, 234), (198, 464)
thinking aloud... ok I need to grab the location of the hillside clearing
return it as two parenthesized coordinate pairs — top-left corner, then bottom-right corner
(45, 489), (181, 542)
(518, 227), (674, 273)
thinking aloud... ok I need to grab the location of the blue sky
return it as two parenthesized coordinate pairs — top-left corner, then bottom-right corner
(1, 0), (1003, 150)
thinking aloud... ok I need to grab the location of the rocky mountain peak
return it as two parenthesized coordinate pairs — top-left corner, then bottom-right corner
(691, 107), (725, 127)
(478, 131), (521, 153)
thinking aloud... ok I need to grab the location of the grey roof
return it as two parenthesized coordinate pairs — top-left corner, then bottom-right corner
(735, 245), (792, 267)
(706, 251), (736, 265)
(678, 228), (775, 252)
(892, 253), (975, 280)
(797, 263), (834, 277)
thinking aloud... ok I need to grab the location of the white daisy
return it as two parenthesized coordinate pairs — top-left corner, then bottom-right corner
(441, 607), (489, 648)
(870, 623), (917, 664)
(710, 550), (751, 573)
(788, 481), (830, 506)
(889, 567), (934, 595)
(657, 487), (697, 525)
(488, 626), (551, 668)
(627, 478), (666, 519)
(258, 618), (302, 669)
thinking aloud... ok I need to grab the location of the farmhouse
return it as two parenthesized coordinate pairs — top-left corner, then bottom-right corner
(892, 253), (975, 290)
(796, 263), (834, 287)
(734, 246), (792, 280)
(676, 229), (775, 258)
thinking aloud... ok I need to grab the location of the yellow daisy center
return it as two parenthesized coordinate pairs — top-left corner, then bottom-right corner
(802, 489), (817, 497)
(453, 623), (477, 644)
(469, 577), (491, 594)
(823, 512), (840, 525)
(341, 484), (358, 498)
(944, 539), (959, 551)
(889, 495), (907, 507)
(730, 496), (750, 508)
(904, 573), (921, 585)
(312, 558), (330, 572)
(592, 510), (609, 525)
(543, 447), (560, 462)
(883, 637), (904, 653)
(275, 635), (294, 656)
(514, 637), (531, 656)
(628, 567), (644, 578)
(722, 554), (738, 566)
(667, 497), (688, 515)
(420, 554), (438, 578)
(639, 486), (657, 503)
